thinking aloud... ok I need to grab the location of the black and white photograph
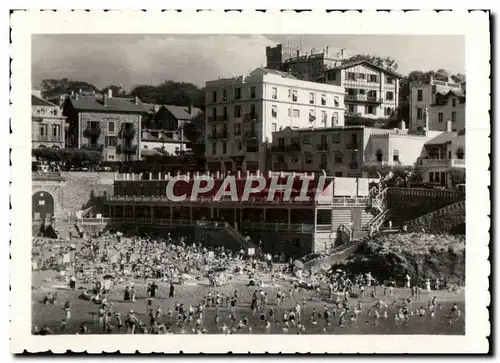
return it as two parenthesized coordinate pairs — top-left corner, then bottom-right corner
(9, 10), (489, 354)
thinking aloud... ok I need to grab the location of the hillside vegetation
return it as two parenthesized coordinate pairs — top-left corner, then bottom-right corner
(331, 233), (465, 285)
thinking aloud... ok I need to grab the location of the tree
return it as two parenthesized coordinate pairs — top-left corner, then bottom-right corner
(101, 85), (127, 97)
(130, 81), (205, 109)
(39, 78), (99, 100)
(341, 54), (399, 72)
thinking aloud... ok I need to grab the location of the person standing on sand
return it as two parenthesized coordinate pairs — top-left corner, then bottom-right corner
(169, 283), (175, 298)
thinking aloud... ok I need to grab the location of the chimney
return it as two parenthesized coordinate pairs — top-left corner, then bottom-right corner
(296, 49), (300, 57)
(135, 96), (140, 105)
(399, 120), (406, 130)
(446, 120), (452, 132)
(79, 88), (83, 95)
(187, 104), (192, 115)
(102, 94), (107, 107)
(108, 89), (113, 98)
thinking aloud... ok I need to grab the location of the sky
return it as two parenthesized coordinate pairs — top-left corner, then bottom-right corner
(32, 34), (465, 91)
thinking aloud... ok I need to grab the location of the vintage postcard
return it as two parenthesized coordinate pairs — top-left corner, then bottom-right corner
(10, 10), (490, 354)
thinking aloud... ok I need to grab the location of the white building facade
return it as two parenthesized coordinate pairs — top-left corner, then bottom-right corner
(204, 67), (345, 173)
(324, 61), (401, 120)
(409, 78), (464, 132)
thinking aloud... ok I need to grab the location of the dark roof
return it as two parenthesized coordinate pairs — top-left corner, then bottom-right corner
(251, 67), (298, 79)
(163, 105), (202, 120)
(425, 131), (458, 146)
(326, 60), (402, 78)
(436, 89), (466, 99)
(67, 95), (146, 113)
(32, 95), (58, 107)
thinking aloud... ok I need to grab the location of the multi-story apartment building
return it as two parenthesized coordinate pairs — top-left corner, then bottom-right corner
(204, 67), (345, 173)
(63, 89), (144, 162)
(31, 91), (66, 149)
(270, 126), (365, 177)
(323, 60), (401, 120)
(409, 77), (464, 132)
(427, 89), (466, 133)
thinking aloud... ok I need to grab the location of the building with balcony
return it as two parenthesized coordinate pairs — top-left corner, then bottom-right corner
(270, 126), (365, 177)
(419, 127), (466, 188)
(409, 77), (465, 132)
(31, 91), (66, 149)
(323, 60), (402, 120)
(204, 67), (345, 173)
(63, 89), (144, 162)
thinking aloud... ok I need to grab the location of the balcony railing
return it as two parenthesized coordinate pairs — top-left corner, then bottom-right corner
(345, 95), (383, 104)
(349, 162), (359, 169)
(36, 135), (64, 142)
(83, 125), (101, 137)
(122, 144), (138, 154)
(345, 143), (359, 150)
(216, 115), (228, 122)
(316, 144), (328, 151)
(420, 158), (466, 169)
(244, 131), (257, 138)
(83, 143), (104, 152)
(242, 113), (258, 122)
(271, 144), (301, 153)
(121, 125), (136, 138)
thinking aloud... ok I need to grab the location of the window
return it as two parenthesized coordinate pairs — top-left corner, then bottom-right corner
(387, 76), (394, 84)
(385, 107), (392, 116)
(212, 107), (217, 119)
(347, 72), (356, 80)
(272, 123), (277, 133)
(223, 89), (228, 101)
(250, 104), (256, 119)
(332, 112), (339, 126)
(272, 87), (277, 100)
(321, 111), (327, 123)
(334, 152), (343, 164)
(393, 149), (400, 163)
(359, 89), (366, 95)
(358, 73), (365, 80)
(452, 111), (457, 122)
(348, 104), (355, 113)
(292, 90), (298, 102)
(223, 106), (228, 120)
(288, 108), (291, 117)
(271, 105), (277, 118)
(212, 142), (216, 155)
(234, 88), (241, 100)
(250, 87), (256, 99)
(291, 137), (300, 145)
(321, 134), (327, 145)
(367, 90), (377, 99)
(320, 154), (327, 166)
(292, 109), (300, 118)
(234, 105), (242, 118)
(416, 107), (423, 120)
(143, 145), (148, 149)
(429, 172), (434, 183)
(452, 98), (457, 107)
(438, 112), (444, 123)
(105, 136), (117, 147)
(237, 141), (242, 151)
(334, 96), (339, 107)
(386, 91), (394, 101)
(369, 74), (378, 83)
(108, 155), (115, 160)
(288, 89), (292, 99)
(309, 92), (315, 104)
(222, 142), (227, 154)
(309, 110), (316, 122)
(212, 91), (217, 102)
(376, 149), (383, 162)
(332, 133), (340, 143)
(365, 105), (375, 115)
(303, 135), (311, 144)
(51, 124), (60, 138)
(321, 94), (326, 105)
(329, 72), (337, 81)
(417, 89), (423, 102)
(278, 137), (285, 147)
(305, 155), (313, 164)
(211, 126), (217, 138)
(40, 123), (48, 137)
(277, 155), (285, 163)
(108, 121), (115, 132)
(234, 123), (241, 136)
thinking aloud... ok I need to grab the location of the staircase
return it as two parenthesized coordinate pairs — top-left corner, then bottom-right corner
(363, 187), (390, 231)
(223, 223), (256, 249)
(405, 200), (465, 233)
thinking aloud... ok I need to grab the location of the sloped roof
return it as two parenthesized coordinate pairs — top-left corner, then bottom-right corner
(436, 89), (466, 99)
(32, 95), (58, 107)
(67, 95), (145, 113)
(164, 105), (202, 120)
(326, 60), (402, 78)
(425, 131), (458, 145)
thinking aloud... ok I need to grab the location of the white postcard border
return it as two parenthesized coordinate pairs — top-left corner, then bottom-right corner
(10, 10), (490, 353)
